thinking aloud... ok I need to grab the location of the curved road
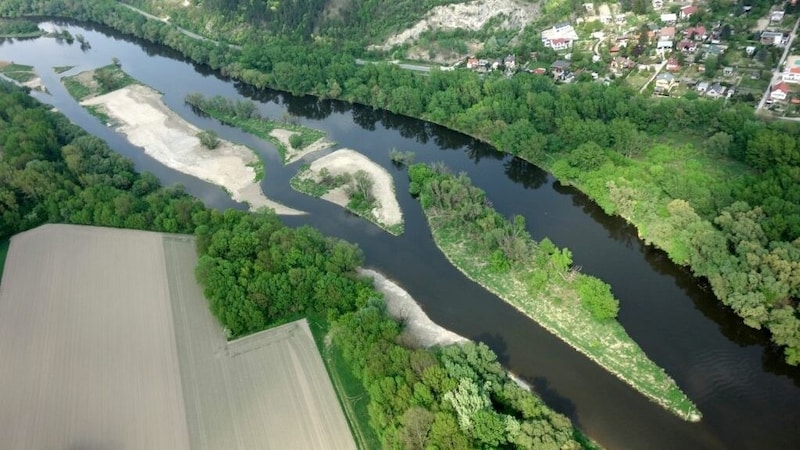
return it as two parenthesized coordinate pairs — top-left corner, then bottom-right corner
(120, 3), (241, 50)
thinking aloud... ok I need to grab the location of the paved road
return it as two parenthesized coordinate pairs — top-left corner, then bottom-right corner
(121, 3), (241, 50)
(756, 16), (800, 112)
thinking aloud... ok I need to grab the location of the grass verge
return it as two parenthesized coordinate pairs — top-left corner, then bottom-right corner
(0, 238), (8, 284)
(53, 65), (75, 74)
(305, 313), (381, 450)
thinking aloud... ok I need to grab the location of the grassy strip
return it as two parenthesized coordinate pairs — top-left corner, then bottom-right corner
(412, 165), (701, 422)
(291, 166), (404, 236)
(0, 238), (9, 284)
(85, 104), (114, 125)
(305, 314), (381, 450)
(185, 94), (326, 162)
(0, 71), (35, 83)
(0, 63), (35, 83)
(62, 64), (136, 101)
(53, 65), (75, 74)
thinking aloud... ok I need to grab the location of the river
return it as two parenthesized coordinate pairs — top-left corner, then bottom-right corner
(1, 20), (799, 450)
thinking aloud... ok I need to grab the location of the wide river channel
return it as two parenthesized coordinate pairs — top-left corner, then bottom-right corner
(2, 21), (799, 450)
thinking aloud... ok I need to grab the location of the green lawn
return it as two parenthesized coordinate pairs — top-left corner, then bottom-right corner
(0, 63), (36, 83)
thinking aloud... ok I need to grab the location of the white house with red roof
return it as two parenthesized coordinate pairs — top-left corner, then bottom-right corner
(680, 5), (699, 20)
(783, 66), (800, 84)
(771, 82), (790, 101)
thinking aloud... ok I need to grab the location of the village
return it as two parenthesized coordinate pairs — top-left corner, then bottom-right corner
(458, 1), (800, 120)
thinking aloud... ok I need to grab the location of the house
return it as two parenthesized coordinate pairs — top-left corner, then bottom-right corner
(680, 40), (697, 52)
(770, 82), (790, 101)
(598, 3), (612, 24)
(783, 66), (800, 83)
(661, 26), (676, 39)
(542, 23), (579, 50)
(685, 26), (707, 40)
(770, 10), (785, 22)
(652, 0), (664, 10)
(531, 67), (547, 75)
(723, 66), (733, 77)
(656, 38), (674, 51)
(609, 45), (620, 54)
(466, 57), (479, 69)
(680, 5), (699, 20)
(745, 46), (757, 56)
(661, 13), (677, 24)
(654, 72), (677, 92)
(611, 56), (635, 71)
(761, 31), (786, 46)
(696, 81), (710, 93)
(504, 54), (516, 69)
(666, 58), (681, 72)
(706, 82), (726, 98)
(550, 60), (572, 78)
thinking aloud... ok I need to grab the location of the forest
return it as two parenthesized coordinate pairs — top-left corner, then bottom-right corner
(0, 79), (594, 448)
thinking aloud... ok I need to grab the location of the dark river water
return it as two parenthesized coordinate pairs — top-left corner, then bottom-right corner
(2, 21), (799, 450)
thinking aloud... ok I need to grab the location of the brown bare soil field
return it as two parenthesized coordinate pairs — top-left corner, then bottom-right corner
(0, 225), (355, 450)
(0, 224), (190, 449)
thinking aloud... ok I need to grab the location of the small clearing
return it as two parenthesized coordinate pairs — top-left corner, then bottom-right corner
(81, 84), (303, 215)
(359, 268), (467, 348)
(270, 128), (334, 164)
(376, 0), (540, 51)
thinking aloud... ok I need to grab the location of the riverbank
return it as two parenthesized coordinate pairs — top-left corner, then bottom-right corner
(359, 268), (467, 348)
(80, 84), (304, 215)
(291, 149), (404, 235)
(409, 163), (701, 422)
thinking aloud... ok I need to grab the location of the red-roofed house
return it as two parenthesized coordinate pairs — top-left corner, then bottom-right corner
(685, 26), (707, 40)
(666, 57), (681, 72)
(466, 57), (479, 69)
(681, 5), (699, 19)
(783, 66), (800, 84)
(661, 26), (676, 38)
(771, 82), (790, 101)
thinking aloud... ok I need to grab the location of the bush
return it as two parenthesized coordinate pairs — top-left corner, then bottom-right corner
(197, 130), (220, 149)
(576, 277), (619, 321)
(289, 133), (303, 149)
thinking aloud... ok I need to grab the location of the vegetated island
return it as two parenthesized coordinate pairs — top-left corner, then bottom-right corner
(291, 149), (404, 235)
(185, 93), (334, 164)
(62, 65), (303, 215)
(0, 61), (45, 92)
(408, 162), (701, 422)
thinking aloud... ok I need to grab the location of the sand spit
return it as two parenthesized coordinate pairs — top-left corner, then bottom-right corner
(359, 268), (467, 348)
(270, 128), (334, 164)
(82, 84), (304, 215)
(305, 149), (403, 228)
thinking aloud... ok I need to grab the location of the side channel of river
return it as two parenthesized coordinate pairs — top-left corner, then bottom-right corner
(2, 20), (799, 449)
